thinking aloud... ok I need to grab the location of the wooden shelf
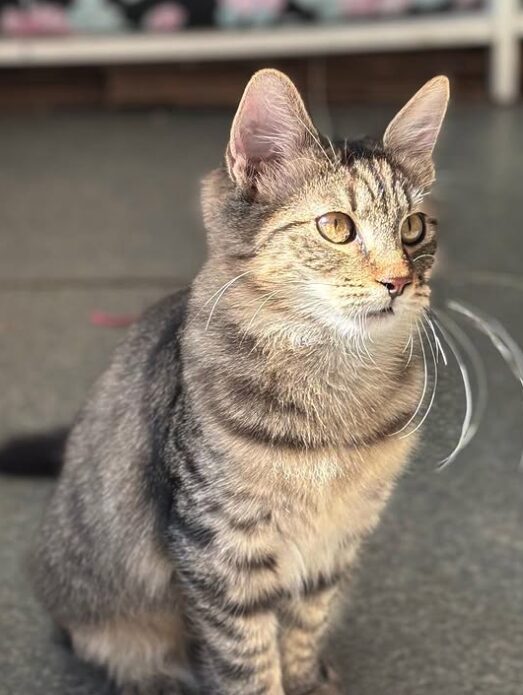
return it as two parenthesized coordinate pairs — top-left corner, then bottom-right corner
(0, 15), (492, 67)
(0, 2), (521, 103)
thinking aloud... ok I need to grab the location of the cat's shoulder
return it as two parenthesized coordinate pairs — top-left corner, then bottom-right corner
(137, 288), (191, 337)
(110, 288), (191, 374)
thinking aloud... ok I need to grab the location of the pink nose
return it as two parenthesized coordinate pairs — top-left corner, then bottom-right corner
(378, 276), (412, 298)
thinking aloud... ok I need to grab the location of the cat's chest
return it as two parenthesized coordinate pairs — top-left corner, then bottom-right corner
(272, 474), (390, 592)
(215, 428), (415, 595)
(266, 437), (414, 591)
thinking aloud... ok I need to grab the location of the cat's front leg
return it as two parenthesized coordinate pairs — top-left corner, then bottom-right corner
(185, 587), (285, 695)
(279, 583), (342, 695)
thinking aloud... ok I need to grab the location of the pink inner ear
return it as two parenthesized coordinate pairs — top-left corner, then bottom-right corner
(238, 111), (280, 162)
(227, 69), (317, 185)
(387, 105), (441, 156)
(231, 79), (300, 165)
(405, 106), (443, 153)
(384, 77), (449, 159)
(234, 111), (280, 164)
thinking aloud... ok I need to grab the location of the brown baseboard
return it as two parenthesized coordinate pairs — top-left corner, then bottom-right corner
(0, 46), (510, 112)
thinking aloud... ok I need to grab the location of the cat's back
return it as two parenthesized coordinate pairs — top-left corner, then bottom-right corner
(116, 287), (190, 371)
(65, 286), (191, 481)
(33, 289), (191, 623)
(83, 287), (190, 416)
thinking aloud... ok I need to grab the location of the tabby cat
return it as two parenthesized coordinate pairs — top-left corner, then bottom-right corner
(32, 69), (449, 694)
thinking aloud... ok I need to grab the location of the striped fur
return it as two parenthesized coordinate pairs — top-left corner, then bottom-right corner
(32, 70), (448, 694)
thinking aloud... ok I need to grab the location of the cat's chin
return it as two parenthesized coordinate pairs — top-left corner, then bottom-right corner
(318, 310), (391, 338)
(364, 307), (395, 321)
(363, 303), (423, 329)
(320, 303), (420, 341)
(359, 308), (402, 336)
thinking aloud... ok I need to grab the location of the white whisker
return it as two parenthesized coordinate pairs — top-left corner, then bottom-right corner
(403, 334), (415, 369)
(430, 313), (473, 469)
(390, 323), (428, 437)
(400, 319), (438, 439)
(292, 111), (335, 171)
(413, 253), (436, 263)
(204, 270), (251, 330)
(445, 300), (523, 468)
(448, 300), (523, 389)
(433, 309), (487, 451)
(241, 288), (287, 343)
(426, 315), (448, 366)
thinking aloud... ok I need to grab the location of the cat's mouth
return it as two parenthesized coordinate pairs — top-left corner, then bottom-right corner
(366, 307), (394, 320)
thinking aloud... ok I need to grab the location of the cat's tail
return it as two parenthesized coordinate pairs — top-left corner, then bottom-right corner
(0, 428), (68, 476)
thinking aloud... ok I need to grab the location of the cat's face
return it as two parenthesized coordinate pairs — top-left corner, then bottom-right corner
(203, 70), (448, 339)
(245, 151), (437, 337)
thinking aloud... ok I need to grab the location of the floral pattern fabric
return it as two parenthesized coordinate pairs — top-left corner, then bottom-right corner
(0, 0), (483, 37)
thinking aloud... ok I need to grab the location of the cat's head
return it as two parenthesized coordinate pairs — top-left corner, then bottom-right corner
(201, 69), (449, 340)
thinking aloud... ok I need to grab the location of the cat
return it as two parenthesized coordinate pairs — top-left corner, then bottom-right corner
(30, 68), (449, 695)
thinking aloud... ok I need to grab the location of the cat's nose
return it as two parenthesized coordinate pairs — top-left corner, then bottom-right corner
(378, 276), (412, 298)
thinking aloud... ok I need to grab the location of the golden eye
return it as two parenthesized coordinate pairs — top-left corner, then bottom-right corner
(316, 212), (356, 244)
(401, 213), (426, 246)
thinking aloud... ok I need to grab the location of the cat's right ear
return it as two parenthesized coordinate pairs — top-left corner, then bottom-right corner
(226, 69), (317, 188)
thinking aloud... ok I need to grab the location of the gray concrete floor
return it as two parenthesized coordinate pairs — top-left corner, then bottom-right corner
(0, 104), (522, 695)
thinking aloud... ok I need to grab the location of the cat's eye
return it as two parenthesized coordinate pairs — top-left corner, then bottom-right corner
(316, 212), (356, 244)
(401, 213), (426, 246)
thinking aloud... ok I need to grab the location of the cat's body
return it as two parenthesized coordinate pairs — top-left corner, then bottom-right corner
(32, 70), (449, 694)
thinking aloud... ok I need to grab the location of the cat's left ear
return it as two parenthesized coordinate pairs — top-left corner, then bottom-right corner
(226, 69), (317, 188)
(383, 76), (449, 187)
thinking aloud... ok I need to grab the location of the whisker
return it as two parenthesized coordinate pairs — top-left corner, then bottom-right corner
(389, 323), (428, 437)
(357, 310), (376, 366)
(204, 270), (251, 330)
(405, 335), (415, 368)
(448, 300), (523, 389)
(426, 315), (448, 366)
(446, 299), (523, 468)
(324, 134), (338, 163)
(433, 309), (487, 451)
(240, 288), (287, 344)
(399, 318), (438, 440)
(403, 333), (414, 371)
(430, 312), (473, 469)
(200, 271), (249, 311)
(413, 253), (436, 263)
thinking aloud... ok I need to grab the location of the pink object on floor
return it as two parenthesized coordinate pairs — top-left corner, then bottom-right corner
(89, 311), (137, 329)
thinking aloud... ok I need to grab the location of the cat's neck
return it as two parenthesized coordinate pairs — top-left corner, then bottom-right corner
(184, 274), (422, 452)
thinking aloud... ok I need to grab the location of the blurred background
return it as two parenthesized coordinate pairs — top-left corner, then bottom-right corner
(1, 1), (523, 694)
